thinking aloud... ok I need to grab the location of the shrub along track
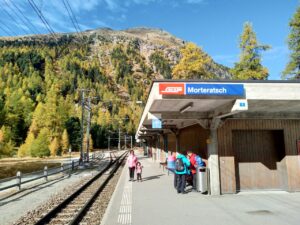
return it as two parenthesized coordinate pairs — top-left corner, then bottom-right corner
(13, 151), (127, 225)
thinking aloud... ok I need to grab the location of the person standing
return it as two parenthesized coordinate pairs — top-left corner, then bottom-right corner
(187, 150), (197, 191)
(136, 161), (143, 182)
(175, 152), (190, 194)
(127, 150), (137, 181)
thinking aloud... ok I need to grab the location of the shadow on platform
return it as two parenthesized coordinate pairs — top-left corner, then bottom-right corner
(142, 174), (165, 182)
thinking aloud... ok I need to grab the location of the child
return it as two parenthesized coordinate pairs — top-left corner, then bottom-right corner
(136, 161), (143, 182)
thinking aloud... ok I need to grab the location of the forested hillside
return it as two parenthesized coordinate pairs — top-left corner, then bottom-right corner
(0, 28), (231, 158)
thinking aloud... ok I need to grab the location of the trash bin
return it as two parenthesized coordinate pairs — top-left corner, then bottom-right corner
(196, 166), (207, 193)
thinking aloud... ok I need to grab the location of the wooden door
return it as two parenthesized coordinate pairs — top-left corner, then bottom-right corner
(232, 130), (287, 191)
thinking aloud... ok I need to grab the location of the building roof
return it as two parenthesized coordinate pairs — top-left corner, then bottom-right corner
(135, 80), (300, 141)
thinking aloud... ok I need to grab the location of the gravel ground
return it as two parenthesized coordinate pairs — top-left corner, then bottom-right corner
(80, 162), (125, 225)
(0, 159), (110, 225)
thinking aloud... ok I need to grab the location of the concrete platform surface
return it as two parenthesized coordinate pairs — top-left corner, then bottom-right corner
(101, 155), (300, 225)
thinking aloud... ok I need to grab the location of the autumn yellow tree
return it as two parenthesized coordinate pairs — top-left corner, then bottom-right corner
(18, 131), (35, 157)
(172, 42), (214, 79)
(49, 137), (60, 156)
(61, 129), (69, 154)
(231, 22), (270, 80)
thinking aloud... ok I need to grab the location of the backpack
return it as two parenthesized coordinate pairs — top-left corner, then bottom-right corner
(195, 155), (205, 167)
(175, 158), (185, 172)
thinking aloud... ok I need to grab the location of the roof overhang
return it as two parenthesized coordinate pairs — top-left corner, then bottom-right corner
(135, 80), (300, 141)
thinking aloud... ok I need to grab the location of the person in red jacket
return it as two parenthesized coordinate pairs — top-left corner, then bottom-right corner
(187, 150), (197, 191)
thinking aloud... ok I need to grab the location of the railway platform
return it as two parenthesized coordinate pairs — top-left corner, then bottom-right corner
(101, 152), (300, 225)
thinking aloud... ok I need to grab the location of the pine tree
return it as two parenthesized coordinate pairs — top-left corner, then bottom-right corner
(31, 128), (50, 157)
(231, 22), (270, 80)
(0, 129), (3, 143)
(18, 131), (35, 157)
(283, 6), (300, 79)
(49, 137), (60, 156)
(61, 129), (69, 154)
(172, 42), (214, 79)
(0, 126), (14, 156)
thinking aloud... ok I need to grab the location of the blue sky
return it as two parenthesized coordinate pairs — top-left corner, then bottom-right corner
(0, 0), (298, 79)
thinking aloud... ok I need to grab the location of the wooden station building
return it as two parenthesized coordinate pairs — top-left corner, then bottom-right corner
(135, 80), (300, 195)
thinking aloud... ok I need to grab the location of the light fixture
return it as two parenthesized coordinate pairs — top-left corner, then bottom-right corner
(180, 102), (193, 113)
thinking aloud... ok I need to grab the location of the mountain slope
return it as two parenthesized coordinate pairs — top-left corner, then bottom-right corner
(0, 27), (231, 157)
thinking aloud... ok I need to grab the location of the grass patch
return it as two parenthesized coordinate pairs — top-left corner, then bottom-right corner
(0, 161), (61, 179)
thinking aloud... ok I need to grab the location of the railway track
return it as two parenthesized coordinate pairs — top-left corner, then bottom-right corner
(33, 151), (128, 225)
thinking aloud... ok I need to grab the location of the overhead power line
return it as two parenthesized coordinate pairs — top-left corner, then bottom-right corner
(0, 24), (11, 36)
(0, 19), (17, 36)
(62, 0), (79, 34)
(62, 0), (84, 41)
(0, 2), (28, 35)
(3, 0), (36, 35)
(7, 0), (40, 34)
(65, 0), (81, 32)
(27, 0), (57, 39)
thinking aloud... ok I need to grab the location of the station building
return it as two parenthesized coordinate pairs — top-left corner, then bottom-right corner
(135, 80), (300, 195)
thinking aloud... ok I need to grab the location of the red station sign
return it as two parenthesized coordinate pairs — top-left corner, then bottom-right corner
(159, 83), (185, 95)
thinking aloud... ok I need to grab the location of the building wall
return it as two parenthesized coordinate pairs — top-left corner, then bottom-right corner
(218, 119), (300, 193)
(167, 133), (176, 154)
(179, 124), (209, 160)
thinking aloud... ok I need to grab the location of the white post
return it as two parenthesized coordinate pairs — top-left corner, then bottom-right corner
(16, 171), (21, 190)
(118, 128), (121, 151)
(44, 166), (48, 181)
(208, 129), (221, 195)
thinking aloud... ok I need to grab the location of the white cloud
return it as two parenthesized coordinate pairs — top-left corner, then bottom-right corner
(262, 46), (289, 61)
(213, 54), (237, 66)
(68, 0), (101, 12)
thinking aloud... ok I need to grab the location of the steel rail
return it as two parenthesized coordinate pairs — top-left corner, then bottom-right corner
(69, 152), (128, 225)
(34, 151), (128, 225)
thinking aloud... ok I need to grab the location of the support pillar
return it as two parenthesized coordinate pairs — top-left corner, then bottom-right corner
(156, 135), (160, 162)
(208, 129), (221, 195)
(175, 133), (180, 153)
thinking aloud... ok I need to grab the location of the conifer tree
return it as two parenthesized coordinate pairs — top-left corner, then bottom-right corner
(18, 132), (35, 157)
(231, 22), (270, 80)
(283, 6), (300, 79)
(49, 137), (60, 156)
(61, 129), (69, 154)
(31, 128), (50, 157)
(0, 126), (14, 156)
(172, 43), (214, 79)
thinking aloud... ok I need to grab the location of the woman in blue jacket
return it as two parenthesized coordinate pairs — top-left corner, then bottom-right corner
(175, 153), (190, 194)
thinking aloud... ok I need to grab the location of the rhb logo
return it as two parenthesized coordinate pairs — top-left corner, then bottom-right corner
(159, 83), (185, 95)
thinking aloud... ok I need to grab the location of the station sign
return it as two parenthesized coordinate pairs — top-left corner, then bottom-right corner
(159, 83), (244, 97)
(159, 83), (185, 95)
(152, 119), (162, 129)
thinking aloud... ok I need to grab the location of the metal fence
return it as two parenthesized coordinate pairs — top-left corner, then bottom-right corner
(0, 151), (105, 192)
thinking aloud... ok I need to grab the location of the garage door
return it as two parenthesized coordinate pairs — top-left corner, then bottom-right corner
(232, 130), (287, 191)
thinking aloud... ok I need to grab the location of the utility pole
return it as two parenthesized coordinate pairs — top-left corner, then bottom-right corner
(80, 89), (86, 165)
(130, 135), (133, 150)
(79, 89), (91, 166)
(118, 127), (121, 151)
(86, 97), (91, 163)
(108, 136), (110, 151)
